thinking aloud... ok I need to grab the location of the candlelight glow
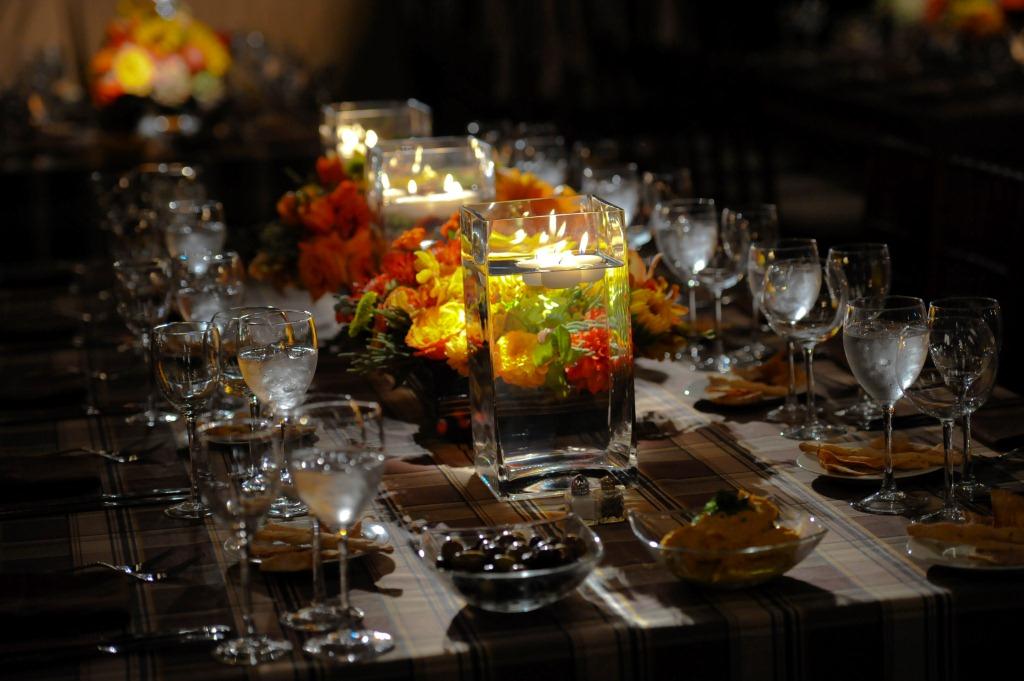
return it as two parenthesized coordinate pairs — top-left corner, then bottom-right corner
(407, 179), (418, 194)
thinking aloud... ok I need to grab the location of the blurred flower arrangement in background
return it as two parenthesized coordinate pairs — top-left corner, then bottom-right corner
(90, 0), (231, 110)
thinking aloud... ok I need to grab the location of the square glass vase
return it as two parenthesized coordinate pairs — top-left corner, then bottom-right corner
(370, 136), (495, 242)
(319, 99), (432, 163)
(460, 195), (637, 500)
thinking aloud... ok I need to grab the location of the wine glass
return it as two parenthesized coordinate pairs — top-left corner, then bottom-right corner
(112, 257), (178, 426)
(748, 239), (819, 423)
(152, 321), (220, 519)
(280, 399), (369, 633)
(211, 306), (280, 423)
(692, 210), (750, 372)
(828, 244), (892, 427)
(652, 198), (718, 357)
(929, 297), (1002, 500)
(761, 257), (848, 440)
(581, 164), (642, 245)
(196, 417), (292, 665)
(238, 309), (318, 519)
(844, 296), (929, 515)
(164, 199), (227, 261)
(174, 252), (246, 322)
(724, 205), (779, 364)
(290, 400), (394, 662)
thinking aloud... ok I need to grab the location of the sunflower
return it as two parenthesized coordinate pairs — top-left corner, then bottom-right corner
(631, 288), (686, 336)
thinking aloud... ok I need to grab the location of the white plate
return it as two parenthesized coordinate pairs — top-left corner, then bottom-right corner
(795, 450), (942, 481)
(906, 536), (1024, 571)
(224, 515), (390, 567)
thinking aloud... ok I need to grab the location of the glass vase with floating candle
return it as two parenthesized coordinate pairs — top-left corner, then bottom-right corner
(319, 99), (432, 169)
(370, 136), (496, 242)
(460, 195), (637, 500)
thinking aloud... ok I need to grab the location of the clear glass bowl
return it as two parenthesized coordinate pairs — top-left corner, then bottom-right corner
(627, 505), (826, 588)
(419, 515), (603, 613)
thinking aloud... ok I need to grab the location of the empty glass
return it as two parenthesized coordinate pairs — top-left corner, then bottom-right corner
(725, 205), (779, 364)
(762, 257), (847, 440)
(174, 251), (246, 322)
(828, 244), (892, 427)
(197, 417), (292, 665)
(581, 164), (643, 246)
(152, 321), (220, 519)
(844, 296), (928, 515)
(290, 400), (394, 662)
(113, 257), (178, 426)
(692, 210), (750, 373)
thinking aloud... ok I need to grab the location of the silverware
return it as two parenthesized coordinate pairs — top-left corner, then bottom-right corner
(0, 491), (189, 520)
(97, 624), (231, 654)
(44, 441), (162, 464)
(68, 547), (200, 583)
(100, 487), (188, 500)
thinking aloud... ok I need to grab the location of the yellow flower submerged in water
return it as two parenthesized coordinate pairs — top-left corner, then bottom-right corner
(631, 287), (686, 336)
(494, 330), (548, 389)
(112, 45), (155, 96)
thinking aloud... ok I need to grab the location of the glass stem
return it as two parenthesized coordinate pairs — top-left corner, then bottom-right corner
(785, 339), (798, 409)
(143, 331), (157, 420)
(311, 518), (325, 606)
(750, 298), (761, 346)
(238, 524), (257, 638)
(802, 344), (817, 426)
(337, 528), (351, 621)
(881, 404), (896, 493)
(249, 394), (260, 423)
(185, 413), (200, 508)
(942, 418), (956, 512)
(688, 285), (698, 326)
(712, 291), (724, 362)
(961, 412), (974, 484)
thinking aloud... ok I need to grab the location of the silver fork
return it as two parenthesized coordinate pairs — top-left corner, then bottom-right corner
(46, 441), (161, 464)
(69, 548), (194, 583)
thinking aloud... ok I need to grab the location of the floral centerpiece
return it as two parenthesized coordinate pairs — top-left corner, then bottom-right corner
(334, 169), (688, 435)
(90, 0), (231, 112)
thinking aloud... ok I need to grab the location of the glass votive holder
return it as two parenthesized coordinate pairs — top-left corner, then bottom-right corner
(319, 99), (432, 165)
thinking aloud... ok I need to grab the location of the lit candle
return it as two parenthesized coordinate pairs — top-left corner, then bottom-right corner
(518, 233), (605, 289)
(382, 174), (480, 230)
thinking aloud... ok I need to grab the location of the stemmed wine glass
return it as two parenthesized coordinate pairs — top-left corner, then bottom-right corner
(844, 296), (929, 515)
(210, 306), (279, 423)
(725, 205), (779, 364)
(164, 199), (227, 261)
(238, 309), (318, 519)
(828, 244), (892, 427)
(174, 251), (247, 322)
(929, 297), (1002, 500)
(748, 239), (819, 423)
(290, 400), (394, 662)
(761, 257), (848, 440)
(152, 321), (220, 519)
(692, 210), (749, 372)
(112, 258), (178, 426)
(652, 198), (718, 360)
(280, 399), (371, 633)
(196, 417), (292, 665)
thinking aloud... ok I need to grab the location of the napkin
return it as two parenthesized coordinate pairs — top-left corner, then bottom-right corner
(704, 352), (804, 406)
(799, 434), (947, 475)
(0, 456), (101, 503)
(0, 572), (132, 642)
(969, 399), (1024, 450)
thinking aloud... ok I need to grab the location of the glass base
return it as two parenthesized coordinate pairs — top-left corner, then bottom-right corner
(731, 341), (775, 366)
(693, 351), (739, 374)
(852, 488), (928, 515)
(212, 635), (292, 666)
(125, 407), (178, 427)
(268, 496), (308, 519)
(954, 479), (990, 501)
(165, 499), (212, 520)
(835, 400), (883, 425)
(765, 402), (821, 424)
(781, 421), (847, 441)
(303, 629), (393, 663)
(916, 505), (968, 524)
(280, 603), (364, 633)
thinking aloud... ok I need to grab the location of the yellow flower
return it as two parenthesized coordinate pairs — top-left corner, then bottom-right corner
(405, 301), (464, 362)
(631, 288), (685, 336)
(187, 23), (230, 76)
(112, 45), (155, 96)
(444, 331), (469, 376)
(415, 251), (463, 305)
(133, 16), (186, 55)
(382, 286), (420, 315)
(494, 330), (548, 389)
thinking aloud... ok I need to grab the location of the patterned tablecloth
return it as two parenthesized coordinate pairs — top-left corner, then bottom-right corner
(2, 281), (1023, 681)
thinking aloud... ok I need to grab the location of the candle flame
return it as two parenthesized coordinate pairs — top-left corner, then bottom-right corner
(579, 232), (589, 254)
(511, 229), (526, 244)
(556, 221), (567, 239)
(364, 129), (378, 148)
(407, 179), (418, 194)
(548, 211), (556, 236)
(443, 174), (464, 193)
(380, 172), (391, 191)
(411, 145), (423, 174)
(539, 231), (550, 244)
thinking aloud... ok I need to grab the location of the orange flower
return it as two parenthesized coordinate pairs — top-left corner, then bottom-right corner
(298, 195), (335, 235)
(298, 233), (347, 300)
(328, 181), (372, 238)
(392, 227), (427, 251)
(382, 251), (417, 286)
(566, 327), (611, 394)
(431, 235), (461, 271)
(277, 192), (300, 226)
(383, 286), (421, 315)
(405, 302), (464, 361)
(316, 155), (348, 187)
(496, 168), (555, 202)
(341, 227), (379, 287)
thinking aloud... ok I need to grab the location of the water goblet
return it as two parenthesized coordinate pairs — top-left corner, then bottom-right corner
(844, 296), (929, 515)
(748, 239), (819, 423)
(691, 208), (750, 372)
(929, 297), (1002, 500)
(112, 257), (178, 426)
(290, 400), (395, 662)
(174, 251), (246, 322)
(196, 417), (292, 665)
(238, 309), (318, 518)
(280, 399), (369, 633)
(828, 243), (892, 427)
(581, 164), (642, 246)
(211, 306), (280, 422)
(152, 321), (220, 519)
(164, 199), (227, 261)
(724, 204), (779, 364)
(761, 257), (847, 440)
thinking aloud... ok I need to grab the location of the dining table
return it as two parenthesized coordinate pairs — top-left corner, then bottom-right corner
(3, 263), (1023, 681)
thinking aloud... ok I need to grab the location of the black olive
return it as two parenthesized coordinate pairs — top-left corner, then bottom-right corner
(480, 541), (502, 560)
(495, 532), (518, 549)
(451, 549), (487, 572)
(562, 535), (587, 559)
(492, 555), (516, 572)
(528, 535), (545, 548)
(507, 542), (529, 560)
(435, 555), (448, 570)
(441, 537), (464, 562)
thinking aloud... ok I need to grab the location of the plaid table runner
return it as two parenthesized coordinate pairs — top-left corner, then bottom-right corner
(2, 282), (1023, 681)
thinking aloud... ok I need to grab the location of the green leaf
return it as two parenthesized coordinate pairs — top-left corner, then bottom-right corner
(533, 336), (554, 366)
(348, 291), (378, 337)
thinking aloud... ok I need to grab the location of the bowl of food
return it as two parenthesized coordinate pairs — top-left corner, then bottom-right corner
(420, 514), (603, 613)
(627, 490), (826, 588)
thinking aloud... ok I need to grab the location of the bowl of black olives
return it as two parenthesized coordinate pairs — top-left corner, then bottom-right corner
(420, 514), (603, 613)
